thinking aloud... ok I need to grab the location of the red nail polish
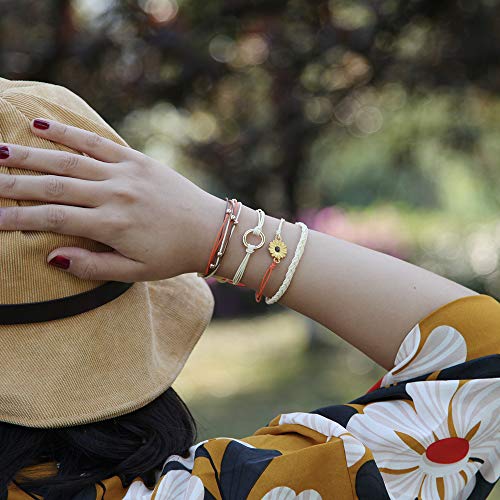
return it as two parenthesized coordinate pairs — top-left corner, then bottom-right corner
(0, 146), (9, 159)
(33, 119), (50, 130)
(49, 255), (70, 269)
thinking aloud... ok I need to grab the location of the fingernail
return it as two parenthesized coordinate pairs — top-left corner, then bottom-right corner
(0, 146), (9, 159)
(33, 119), (50, 130)
(49, 255), (70, 269)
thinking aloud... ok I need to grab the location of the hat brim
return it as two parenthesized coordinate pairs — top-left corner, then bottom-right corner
(0, 273), (214, 428)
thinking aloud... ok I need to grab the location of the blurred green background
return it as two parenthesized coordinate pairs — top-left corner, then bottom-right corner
(1, 1), (499, 493)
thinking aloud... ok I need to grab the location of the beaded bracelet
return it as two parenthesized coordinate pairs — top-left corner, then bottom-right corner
(255, 218), (288, 303)
(265, 221), (308, 304)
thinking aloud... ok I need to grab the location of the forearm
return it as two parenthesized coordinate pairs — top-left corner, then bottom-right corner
(195, 195), (478, 369)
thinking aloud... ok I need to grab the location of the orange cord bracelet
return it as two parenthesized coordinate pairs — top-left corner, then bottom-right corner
(200, 198), (238, 277)
(203, 198), (232, 276)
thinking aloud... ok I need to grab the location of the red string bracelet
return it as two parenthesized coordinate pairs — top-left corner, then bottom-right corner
(255, 218), (288, 302)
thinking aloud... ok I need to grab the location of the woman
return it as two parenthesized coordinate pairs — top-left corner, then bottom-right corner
(0, 77), (498, 499)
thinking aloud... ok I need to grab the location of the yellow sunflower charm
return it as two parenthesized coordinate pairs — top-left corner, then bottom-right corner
(269, 237), (288, 262)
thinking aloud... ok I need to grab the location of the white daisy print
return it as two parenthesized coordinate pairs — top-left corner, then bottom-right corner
(262, 486), (322, 499)
(347, 379), (499, 499)
(279, 412), (366, 467)
(381, 324), (467, 387)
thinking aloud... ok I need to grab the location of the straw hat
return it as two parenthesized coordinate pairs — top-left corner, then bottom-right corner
(0, 77), (214, 428)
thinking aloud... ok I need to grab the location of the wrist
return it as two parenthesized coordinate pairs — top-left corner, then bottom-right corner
(217, 204), (301, 295)
(190, 196), (302, 302)
(188, 192), (228, 275)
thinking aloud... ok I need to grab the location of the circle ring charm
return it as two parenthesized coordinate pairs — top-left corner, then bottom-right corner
(243, 228), (265, 249)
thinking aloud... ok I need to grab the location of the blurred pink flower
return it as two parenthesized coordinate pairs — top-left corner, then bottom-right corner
(297, 206), (411, 259)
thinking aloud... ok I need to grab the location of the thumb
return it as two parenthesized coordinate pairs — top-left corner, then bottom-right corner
(47, 248), (145, 282)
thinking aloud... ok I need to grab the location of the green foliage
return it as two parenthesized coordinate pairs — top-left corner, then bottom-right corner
(310, 89), (500, 216)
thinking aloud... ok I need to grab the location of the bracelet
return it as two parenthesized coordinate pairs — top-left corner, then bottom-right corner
(205, 200), (242, 278)
(255, 218), (288, 303)
(202, 197), (235, 277)
(265, 221), (308, 304)
(198, 197), (239, 279)
(231, 208), (266, 285)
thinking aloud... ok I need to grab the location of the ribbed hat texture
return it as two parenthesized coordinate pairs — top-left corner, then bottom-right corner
(0, 78), (214, 427)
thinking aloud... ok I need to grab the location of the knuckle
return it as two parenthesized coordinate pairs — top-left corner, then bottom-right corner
(0, 173), (17, 192)
(57, 124), (69, 138)
(130, 150), (146, 164)
(78, 260), (98, 280)
(57, 153), (79, 173)
(121, 160), (142, 179)
(0, 206), (22, 229)
(86, 132), (104, 148)
(46, 205), (66, 229)
(109, 214), (131, 232)
(134, 152), (153, 170)
(44, 176), (65, 197)
(113, 185), (137, 203)
(17, 147), (30, 163)
(8, 206), (21, 227)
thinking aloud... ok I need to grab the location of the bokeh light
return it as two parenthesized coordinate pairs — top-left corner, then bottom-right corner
(140, 0), (178, 24)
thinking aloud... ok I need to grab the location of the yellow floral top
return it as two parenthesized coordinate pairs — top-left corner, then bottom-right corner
(8, 294), (500, 499)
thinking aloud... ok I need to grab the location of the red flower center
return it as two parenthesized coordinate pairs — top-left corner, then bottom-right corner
(425, 437), (470, 464)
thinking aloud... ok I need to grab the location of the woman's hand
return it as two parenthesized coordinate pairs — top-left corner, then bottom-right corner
(0, 118), (225, 282)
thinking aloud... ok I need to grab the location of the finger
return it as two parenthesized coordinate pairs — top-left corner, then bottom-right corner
(0, 204), (106, 241)
(47, 247), (146, 282)
(0, 143), (114, 181)
(0, 172), (108, 208)
(30, 118), (132, 163)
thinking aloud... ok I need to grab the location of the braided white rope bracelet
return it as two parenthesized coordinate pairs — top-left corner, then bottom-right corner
(265, 221), (308, 304)
(232, 208), (266, 285)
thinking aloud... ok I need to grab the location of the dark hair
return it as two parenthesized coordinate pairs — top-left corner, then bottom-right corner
(0, 387), (196, 500)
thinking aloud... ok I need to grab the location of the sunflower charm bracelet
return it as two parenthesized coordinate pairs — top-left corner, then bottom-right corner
(255, 217), (288, 303)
